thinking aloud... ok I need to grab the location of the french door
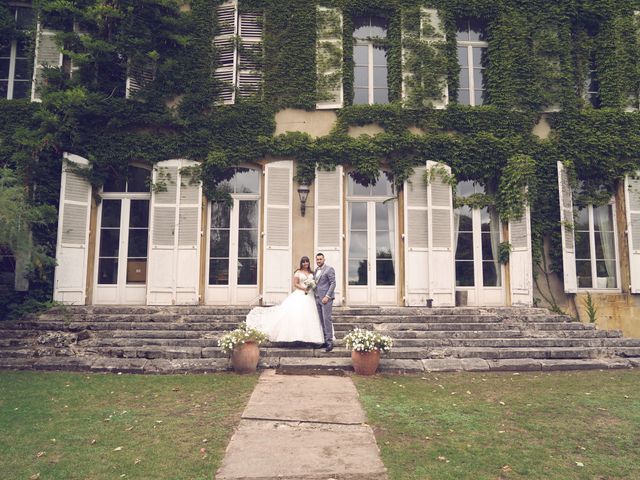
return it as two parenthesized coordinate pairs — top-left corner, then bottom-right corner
(455, 205), (505, 305)
(94, 197), (150, 304)
(206, 197), (260, 304)
(347, 200), (397, 305)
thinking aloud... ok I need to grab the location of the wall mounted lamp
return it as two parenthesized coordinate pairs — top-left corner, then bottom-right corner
(297, 183), (310, 216)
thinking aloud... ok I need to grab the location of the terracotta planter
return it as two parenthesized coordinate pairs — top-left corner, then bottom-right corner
(231, 341), (260, 374)
(351, 349), (381, 376)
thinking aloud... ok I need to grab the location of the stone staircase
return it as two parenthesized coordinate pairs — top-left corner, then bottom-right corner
(1, 306), (639, 374)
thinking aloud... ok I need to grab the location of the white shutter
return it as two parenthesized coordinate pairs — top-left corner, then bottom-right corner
(237, 11), (263, 98)
(403, 165), (429, 306)
(31, 24), (63, 102)
(314, 166), (343, 305)
(509, 202), (533, 305)
(625, 173), (640, 293)
(402, 8), (448, 109)
(316, 6), (343, 109)
(53, 153), (92, 304)
(147, 160), (202, 305)
(557, 161), (577, 293)
(214, 1), (238, 104)
(426, 161), (455, 305)
(262, 160), (293, 305)
(126, 59), (157, 98)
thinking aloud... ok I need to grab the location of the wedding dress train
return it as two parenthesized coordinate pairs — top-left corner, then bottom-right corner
(246, 272), (324, 343)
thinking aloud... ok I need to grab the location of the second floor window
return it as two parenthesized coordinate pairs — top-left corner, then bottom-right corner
(456, 17), (487, 106)
(353, 15), (388, 105)
(1, 5), (34, 100)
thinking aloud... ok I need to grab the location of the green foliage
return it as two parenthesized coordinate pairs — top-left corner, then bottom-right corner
(582, 292), (599, 323)
(497, 154), (536, 221)
(498, 241), (512, 265)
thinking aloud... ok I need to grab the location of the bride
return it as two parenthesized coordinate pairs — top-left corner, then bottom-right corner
(246, 256), (324, 344)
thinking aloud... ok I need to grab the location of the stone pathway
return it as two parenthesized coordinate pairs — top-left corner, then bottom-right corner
(216, 370), (388, 479)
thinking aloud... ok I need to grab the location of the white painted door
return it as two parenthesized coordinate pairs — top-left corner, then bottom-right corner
(94, 197), (150, 304)
(454, 204), (505, 306)
(206, 166), (261, 305)
(346, 173), (397, 305)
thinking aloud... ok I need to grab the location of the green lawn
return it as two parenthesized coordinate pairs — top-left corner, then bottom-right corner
(354, 370), (640, 480)
(0, 370), (258, 480)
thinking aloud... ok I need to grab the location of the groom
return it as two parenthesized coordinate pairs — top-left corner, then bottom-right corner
(314, 252), (336, 352)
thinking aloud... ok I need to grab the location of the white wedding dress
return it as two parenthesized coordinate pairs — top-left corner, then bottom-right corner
(246, 271), (324, 343)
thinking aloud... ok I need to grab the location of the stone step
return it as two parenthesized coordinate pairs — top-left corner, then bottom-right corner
(431, 346), (605, 360)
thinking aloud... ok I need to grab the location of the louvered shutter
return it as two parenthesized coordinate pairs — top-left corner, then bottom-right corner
(126, 59), (157, 98)
(237, 11), (263, 98)
(53, 153), (92, 304)
(403, 166), (429, 306)
(214, 1), (238, 104)
(402, 8), (448, 109)
(31, 24), (63, 102)
(426, 161), (455, 305)
(147, 160), (202, 305)
(316, 6), (343, 109)
(314, 166), (343, 305)
(557, 161), (577, 293)
(625, 173), (640, 293)
(262, 161), (293, 305)
(509, 201), (533, 305)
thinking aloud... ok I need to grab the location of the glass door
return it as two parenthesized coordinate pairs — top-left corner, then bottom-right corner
(346, 172), (397, 305)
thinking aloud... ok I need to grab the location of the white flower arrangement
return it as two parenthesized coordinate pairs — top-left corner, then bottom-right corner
(302, 277), (316, 295)
(343, 328), (393, 353)
(218, 322), (269, 354)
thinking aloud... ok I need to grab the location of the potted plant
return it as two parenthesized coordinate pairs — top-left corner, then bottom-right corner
(218, 322), (269, 374)
(343, 328), (393, 376)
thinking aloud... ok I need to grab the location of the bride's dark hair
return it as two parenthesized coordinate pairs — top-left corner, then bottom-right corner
(296, 256), (311, 272)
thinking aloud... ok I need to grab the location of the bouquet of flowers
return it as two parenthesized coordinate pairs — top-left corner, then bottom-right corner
(303, 277), (316, 295)
(343, 328), (393, 353)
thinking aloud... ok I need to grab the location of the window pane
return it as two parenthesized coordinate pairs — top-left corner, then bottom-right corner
(0, 81), (7, 99)
(13, 59), (29, 80)
(238, 201), (258, 229)
(481, 232), (498, 261)
(373, 88), (389, 104)
(376, 232), (392, 258)
(593, 204), (613, 231)
(370, 16), (388, 38)
(576, 260), (592, 288)
(574, 208), (589, 230)
(354, 66), (368, 87)
(594, 231), (615, 260)
(98, 259), (118, 285)
(12, 81), (29, 99)
(574, 231), (591, 259)
(235, 168), (260, 194)
(459, 68), (470, 89)
(348, 175), (370, 196)
(472, 47), (486, 67)
(0, 59), (9, 78)
(210, 230), (230, 257)
(455, 19), (469, 41)
(456, 206), (473, 231)
(127, 166), (150, 192)
(468, 18), (487, 41)
(376, 260), (395, 285)
(458, 89), (470, 105)
(15, 38), (29, 57)
(349, 259), (368, 285)
(129, 200), (149, 228)
(372, 46), (387, 65)
(482, 261), (500, 286)
(238, 230), (258, 257)
(349, 201), (367, 226)
(456, 261), (474, 286)
(354, 45), (368, 65)
(126, 259), (146, 284)
(127, 229), (149, 258)
(596, 261), (616, 288)
(101, 200), (121, 228)
(456, 181), (475, 198)
(473, 68), (485, 89)
(353, 88), (368, 105)
(103, 174), (126, 193)
(455, 232), (473, 260)
(211, 202), (230, 228)
(373, 67), (387, 88)
(371, 173), (393, 196)
(209, 259), (229, 285)
(99, 229), (120, 257)
(457, 46), (468, 67)
(353, 17), (370, 39)
(473, 90), (485, 106)
(348, 231), (367, 258)
(237, 259), (257, 285)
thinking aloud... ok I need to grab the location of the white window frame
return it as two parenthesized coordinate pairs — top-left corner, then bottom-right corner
(456, 20), (487, 107)
(1, 3), (32, 100)
(575, 201), (621, 291)
(353, 15), (388, 105)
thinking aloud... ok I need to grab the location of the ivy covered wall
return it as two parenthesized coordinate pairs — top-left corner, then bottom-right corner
(0, 0), (639, 316)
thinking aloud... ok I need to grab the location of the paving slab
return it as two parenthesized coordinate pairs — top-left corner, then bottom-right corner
(488, 359), (542, 371)
(539, 359), (609, 371)
(460, 358), (490, 371)
(216, 370), (387, 480)
(422, 358), (464, 372)
(243, 370), (366, 424)
(378, 359), (424, 374)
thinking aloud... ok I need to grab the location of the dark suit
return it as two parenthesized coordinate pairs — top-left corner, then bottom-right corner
(314, 265), (336, 343)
